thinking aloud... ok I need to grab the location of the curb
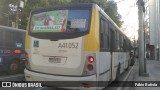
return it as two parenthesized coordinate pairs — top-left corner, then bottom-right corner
(117, 61), (135, 90)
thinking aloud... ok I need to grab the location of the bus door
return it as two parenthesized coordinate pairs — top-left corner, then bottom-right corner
(110, 29), (115, 80)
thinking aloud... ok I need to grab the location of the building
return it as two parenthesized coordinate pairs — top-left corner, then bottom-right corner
(144, 0), (160, 60)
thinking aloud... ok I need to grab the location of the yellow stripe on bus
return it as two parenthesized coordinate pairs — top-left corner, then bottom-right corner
(84, 5), (100, 52)
(25, 31), (31, 49)
(25, 17), (31, 49)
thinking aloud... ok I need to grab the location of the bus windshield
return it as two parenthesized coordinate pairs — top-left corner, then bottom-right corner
(30, 10), (90, 33)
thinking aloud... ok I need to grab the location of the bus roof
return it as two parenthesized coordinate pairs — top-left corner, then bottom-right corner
(31, 3), (95, 12)
(0, 25), (26, 32)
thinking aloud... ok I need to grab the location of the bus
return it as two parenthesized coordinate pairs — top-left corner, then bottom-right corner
(25, 3), (131, 90)
(0, 25), (26, 74)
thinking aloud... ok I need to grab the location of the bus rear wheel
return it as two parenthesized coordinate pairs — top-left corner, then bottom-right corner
(9, 62), (19, 74)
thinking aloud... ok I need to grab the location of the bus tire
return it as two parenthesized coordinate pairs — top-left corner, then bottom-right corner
(9, 61), (19, 74)
(115, 63), (120, 81)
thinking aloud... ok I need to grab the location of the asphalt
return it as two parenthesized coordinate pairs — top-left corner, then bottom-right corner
(1, 59), (160, 90)
(0, 74), (25, 81)
(122, 59), (160, 90)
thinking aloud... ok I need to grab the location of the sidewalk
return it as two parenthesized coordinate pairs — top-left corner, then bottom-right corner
(124, 59), (160, 90)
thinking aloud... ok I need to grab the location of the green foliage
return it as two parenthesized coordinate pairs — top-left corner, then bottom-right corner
(0, 0), (23, 26)
(0, 0), (11, 26)
(71, 0), (97, 3)
(75, 0), (123, 27)
(0, 0), (123, 29)
(104, 1), (123, 27)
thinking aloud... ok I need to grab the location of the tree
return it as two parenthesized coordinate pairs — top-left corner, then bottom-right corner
(0, 0), (123, 29)
(0, 0), (26, 27)
(0, 0), (11, 26)
(65, 0), (123, 27)
(104, 1), (123, 27)
(70, 0), (123, 27)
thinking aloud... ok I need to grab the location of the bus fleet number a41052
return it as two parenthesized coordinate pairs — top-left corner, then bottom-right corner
(58, 42), (78, 49)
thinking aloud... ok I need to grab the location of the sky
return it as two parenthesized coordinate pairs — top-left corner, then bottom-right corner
(114, 0), (138, 41)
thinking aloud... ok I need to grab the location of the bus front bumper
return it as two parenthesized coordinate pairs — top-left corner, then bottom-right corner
(24, 69), (97, 90)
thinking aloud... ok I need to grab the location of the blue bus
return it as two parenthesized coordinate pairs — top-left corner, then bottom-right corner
(0, 25), (26, 74)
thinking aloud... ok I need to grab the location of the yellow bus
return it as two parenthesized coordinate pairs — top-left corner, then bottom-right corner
(25, 3), (131, 90)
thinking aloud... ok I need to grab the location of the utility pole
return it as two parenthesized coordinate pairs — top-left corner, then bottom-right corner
(15, 1), (19, 28)
(136, 0), (149, 76)
(158, 0), (160, 61)
(15, 0), (24, 28)
(156, 0), (160, 61)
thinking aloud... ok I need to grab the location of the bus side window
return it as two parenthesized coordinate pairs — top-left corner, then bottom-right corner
(100, 19), (105, 49)
(116, 32), (120, 51)
(104, 21), (109, 50)
(100, 17), (109, 51)
(128, 42), (131, 52)
(127, 41), (130, 52)
(109, 28), (115, 52)
(123, 38), (126, 51)
(119, 34), (123, 51)
(0, 30), (3, 46)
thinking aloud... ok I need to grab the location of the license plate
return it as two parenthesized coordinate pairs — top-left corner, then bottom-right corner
(49, 57), (61, 63)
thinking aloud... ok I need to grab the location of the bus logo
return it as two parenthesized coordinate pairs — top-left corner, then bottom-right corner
(2, 82), (11, 87)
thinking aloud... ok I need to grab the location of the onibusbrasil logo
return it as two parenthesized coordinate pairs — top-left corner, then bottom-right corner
(1, 82), (42, 87)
